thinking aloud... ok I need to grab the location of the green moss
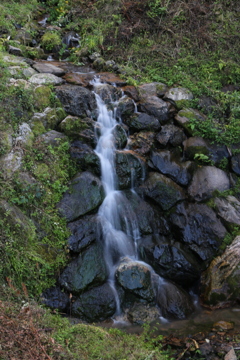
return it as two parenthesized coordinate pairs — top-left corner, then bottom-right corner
(41, 31), (61, 51)
(33, 86), (52, 111)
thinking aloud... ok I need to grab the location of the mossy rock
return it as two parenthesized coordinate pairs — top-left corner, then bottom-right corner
(33, 86), (52, 111)
(30, 119), (46, 136)
(59, 115), (88, 137)
(0, 200), (35, 242)
(0, 131), (13, 155)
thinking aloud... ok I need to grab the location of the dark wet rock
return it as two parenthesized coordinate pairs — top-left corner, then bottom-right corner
(183, 136), (230, 166)
(41, 286), (69, 311)
(155, 280), (195, 319)
(116, 258), (155, 301)
(201, 236), (240, 307)
(124, 112), (161, 132)
(71, 283), (116, 322)
(122, 85), (139, 102)
(175, 108), (206, 135)
(170, 202), (227, 264)
(57, 171), (104, 222)
(116, 96), (136, 120)
(156, 124), (187, 147)
(39, 130), (67, 147)
(150, 149), (194, 186)
(127, 303), (160, 325)
(8, 45), (22, 56)
(59, 242), (107, 294)
(67, 215), (99, 253)
(124, 190), (170, 236)
(214, 196), (240, 230)
(55, 85), (97, 118)
(138, 82), (168, 98)
(188, 166), (230, 201)
(128, 131), (155, 156)
(138, 172), (186, 211)
(32, 62), (65, 76)
(94, 84), (122, 104)
(112, 124), (128, 149)
(139, 238), (201, 286)
(231, 153), (240, 175)
(115, 150), (146, 189)
(138, 96), (169, 124)
(69, 140), (100, 174)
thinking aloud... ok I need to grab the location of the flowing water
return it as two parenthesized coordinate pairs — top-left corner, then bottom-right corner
(93, 81), (141, 316)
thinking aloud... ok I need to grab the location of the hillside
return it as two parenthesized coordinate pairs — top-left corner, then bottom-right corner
(0, 1), (240, 359)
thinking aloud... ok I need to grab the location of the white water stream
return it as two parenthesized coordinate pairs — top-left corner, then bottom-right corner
(93, 81), (144, 316)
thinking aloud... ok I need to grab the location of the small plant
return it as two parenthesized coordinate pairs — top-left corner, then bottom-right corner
(194, 153), (213, 165)
(41, 31), (62, 51)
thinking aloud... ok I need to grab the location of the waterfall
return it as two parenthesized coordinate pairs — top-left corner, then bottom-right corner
(93, 81), (141, 316)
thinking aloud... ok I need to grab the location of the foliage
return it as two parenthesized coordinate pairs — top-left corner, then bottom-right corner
(41, 31), (62, 51)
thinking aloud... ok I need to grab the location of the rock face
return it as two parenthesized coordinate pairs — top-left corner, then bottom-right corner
(138, 96), (169, 124)
(188, 166), (230, 201)
(139, 172), (186, 210)
(57, 172), (104, 222)
(71, 283), (117, 322)
(55, 85), (97, 117)
(116, 258), (155, 301)
(59, 242), (107, 294)
(201, 236), (240, 307)
(170, 202), (227, 264)
(150, 149), (194, 186)
(156, 281), (195, 319)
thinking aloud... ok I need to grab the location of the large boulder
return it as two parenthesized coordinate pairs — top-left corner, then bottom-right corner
(60, 116), (98, 146)
(174, 108), (206, 135)
(29, 73), (64, 85)
(164, 87), (193, 103)
(55, 85), (97, 118)
(59, 242), (107, 294)
(138, 172), (186, 211)
(138, 82), (168, 98)
(188, 166), (230, 201)
(116, 258), (155, 301)
(32, 62), (66, 76)
(201, 236), (240, 307)
(129, 131), (155, 155)
(124, 113), (161, 132)
(112, 124), (128, 149)
(67, 215), (99, 253)
(93, 84), (122, 104)
(156, 280), (195, 319)
(123, 190), (170, 236)
(41, 286), (69, 311)
(57, 171), (104, 222)
(214, 196), (240, 230)
(138, 96), (169, 124)
(116, 96), (136, 120)
(127, 303), (160, 325)
(150, 149), (194, 186)
(115, 150), (146, 189)
(156, 124), (187, 147)
(170, 202), (227, 264)
(139, 238), (201, 287)
(71, 283), (117, 322)
(183, 137), (230, 166)
(69, 140), (100, 174)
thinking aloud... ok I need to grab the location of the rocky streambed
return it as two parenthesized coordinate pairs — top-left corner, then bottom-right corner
(1, 54), (240, 329)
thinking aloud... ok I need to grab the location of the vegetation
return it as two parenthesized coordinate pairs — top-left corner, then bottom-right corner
(0, 0), (240, 358)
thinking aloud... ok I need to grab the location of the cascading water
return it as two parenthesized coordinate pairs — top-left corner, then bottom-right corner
(93, 80), (143, 317)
